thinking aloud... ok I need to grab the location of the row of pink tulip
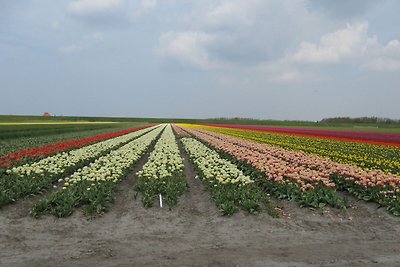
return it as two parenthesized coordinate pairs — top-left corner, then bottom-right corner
(194, 128), (400, 192)
(180, 127), (333, 192)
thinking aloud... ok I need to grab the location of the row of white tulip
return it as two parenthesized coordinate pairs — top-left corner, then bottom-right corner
(135, 124), (187, 208)
(62, 125), (165, 188)
(8, 125), (160, 178)
(181, 137), (253, 186)
(137, 124), (184, 180)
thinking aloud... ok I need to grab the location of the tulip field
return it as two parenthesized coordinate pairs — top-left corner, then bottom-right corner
(0, 122), (399, 218)
(135, 124), (187, 209)
(177, 124), (400, 215)
(1, 120), (400, 267)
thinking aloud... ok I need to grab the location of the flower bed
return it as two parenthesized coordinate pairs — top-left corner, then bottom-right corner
(31, 125), (165, 217)
(0, 125), (153, 169)
(179, 126), (346, 209)
(135, 124), (187, 209)
(0, 125), (160, 207)
(194, 125), (400, 175)
(180, 125), (400, 215)
(181, 137), (262, 215)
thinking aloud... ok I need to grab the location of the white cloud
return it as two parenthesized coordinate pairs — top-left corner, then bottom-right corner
(51, 21), (60, 30)
(384, 40), (400, 56)
(58, 32), (104, 54)
(134, 0), (158, 17)
(156, 0), (327, 70)
(253, 61), (323, 84)
(155, 0), (330, 82)
(362, 58), (400, 71)
(139, 0), (157, 10)
(362, 40), (400, 71)
(156, 1), (400, 84)
(286, 21), (400, 72)
(156, 31), (223, 70)
(273, 70), (307, 83)
(67, 0), (123, 16)
(289, 22), (371, 63)
(201, 0), (255, 29)
(92, 31), (104, 40)
(58, 44), (82, 54)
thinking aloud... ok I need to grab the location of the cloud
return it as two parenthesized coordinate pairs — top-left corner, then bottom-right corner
(286, 21), (400, 72)
(273, 70), (309, 83)
(362, 40), (400, 71)
(58, 44), (82, 54)
(198, 0), (255, 30)
(362, 58), (400, 71)
(155, 0), (400, 89)
(157, 0), (322, 67)
(67, 0), (123, 16)
(155, 0), (332, 82)
(289, 22), (371, 63)
(253, 61), (323, 84)
(156, 31), (224, 70)
(57, 31), (104, 54)
(66, 0), (130, 28)
(92, 31), (104, 40)
(139, 0), (157, 10)
(51, 21), (60, 30)
(134, 0), (158, 17)
(308, 0), (380, 18)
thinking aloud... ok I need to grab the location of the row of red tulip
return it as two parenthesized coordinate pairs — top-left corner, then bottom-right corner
(0, 125), (153, 169)
(204, 124), (400, 147)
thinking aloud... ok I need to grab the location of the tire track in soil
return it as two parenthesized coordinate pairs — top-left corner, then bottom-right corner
(176, 136), (219, 217)
(89, 131), (223, 264)
(111, 128), (164, 217)
(111, 144), (156, 217)
(174, 136), (221, 245)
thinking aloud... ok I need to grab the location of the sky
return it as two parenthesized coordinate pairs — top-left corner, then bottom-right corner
(1, 0), (400, 121)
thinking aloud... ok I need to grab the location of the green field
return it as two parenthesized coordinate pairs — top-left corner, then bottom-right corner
(0, 115), (400, 135)
(0, 122), (130, 140)
(0, 122), (148, 156)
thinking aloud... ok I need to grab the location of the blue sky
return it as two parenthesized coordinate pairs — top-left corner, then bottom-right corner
(1, 0), (400, 120)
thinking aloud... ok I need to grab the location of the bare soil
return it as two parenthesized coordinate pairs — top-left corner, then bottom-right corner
(1, 144), (400, 267)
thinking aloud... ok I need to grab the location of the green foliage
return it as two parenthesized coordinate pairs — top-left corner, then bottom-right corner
(182, 137), (263, 216)
(0, 132), (147, 208)
(331, 174), (399, 216)
(28, 126), (164, 217)
(0, 122), (145, 156)
(207, 127), (400, 175)
(135, 125), (187, 209)
(219, 150), (348, 210)
(135, 175), (188, 209)
(31, 181), (115, 218)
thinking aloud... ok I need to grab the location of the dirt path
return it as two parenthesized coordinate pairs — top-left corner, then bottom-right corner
(1, 138), (400, 266)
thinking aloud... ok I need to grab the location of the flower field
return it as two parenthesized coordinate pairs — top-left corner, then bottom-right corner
(0, 122), (399, 218)
(180, 136), (262, 215)
(178, 124), (400, 215)
(205, 123), (400, 147)
(31, 125), (164, 217)
(0, 125), (159, 208)
(135, 124), (187, 209)
(0, 124), (153, 170)
(195, 125), (400, 175)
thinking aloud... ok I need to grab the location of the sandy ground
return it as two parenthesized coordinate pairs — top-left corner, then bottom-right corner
(1, 142), (400, 267)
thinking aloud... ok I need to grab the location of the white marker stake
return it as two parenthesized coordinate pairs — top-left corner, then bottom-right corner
(159, 194), (163, 208)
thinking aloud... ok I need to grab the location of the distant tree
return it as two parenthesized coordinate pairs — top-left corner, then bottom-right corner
(320, 116), (399, 124)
